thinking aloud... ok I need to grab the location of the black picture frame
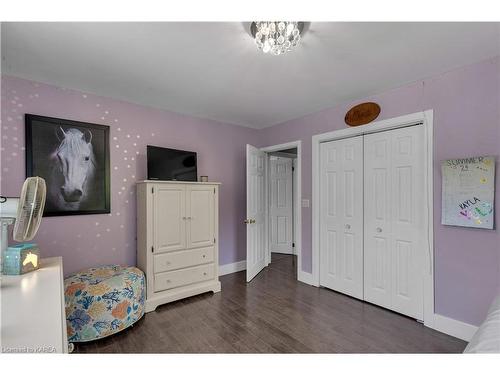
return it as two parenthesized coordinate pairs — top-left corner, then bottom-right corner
(25, 114), (110, 217)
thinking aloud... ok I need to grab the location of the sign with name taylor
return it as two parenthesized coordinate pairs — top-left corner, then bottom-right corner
(441, 156), (495, 229)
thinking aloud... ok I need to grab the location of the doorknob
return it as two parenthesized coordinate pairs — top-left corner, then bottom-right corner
(244, 219), (250, 224)
(250, 219), (256, 224)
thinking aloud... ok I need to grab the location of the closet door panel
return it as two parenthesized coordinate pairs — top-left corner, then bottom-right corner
(320, 137), (363, 299)
(364, 134), (392, 308)
(320, 144), (342, 285)
(364, 126), (425, 320)
(390, 126), (424, 320)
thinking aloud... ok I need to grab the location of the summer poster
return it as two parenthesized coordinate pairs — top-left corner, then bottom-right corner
(441, 156), (495, 229)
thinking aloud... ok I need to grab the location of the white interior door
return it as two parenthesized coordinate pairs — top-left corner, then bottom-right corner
(319, 136), (364, 299)
(186, 185), (215, 249)
(269, 157), (294, 254)
(154, 184), (186, 253)
(364, 125), (425, 320)
(246, 144), (266, 282)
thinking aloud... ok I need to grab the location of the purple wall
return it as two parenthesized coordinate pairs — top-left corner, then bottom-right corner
(1, 76), (259, 275)
(259, 57), (500, 326)
(1, 57), (499, 326)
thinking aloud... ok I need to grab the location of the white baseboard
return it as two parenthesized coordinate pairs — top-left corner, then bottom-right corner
(432, 313), (479, 342)
(271, 250), (295, 255)
(298, 271), (317, 286)
(219, 260), (246, 276)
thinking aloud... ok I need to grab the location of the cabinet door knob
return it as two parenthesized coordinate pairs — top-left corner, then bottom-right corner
(182, 217), (187, 220)
(345, 224), (351, 230)
(203, 272), (207, 276)
(244, 219), (250, 224)
(166, 279), (171, 283)
(376, 227), (382, 233)
(202, 255), (206, 258)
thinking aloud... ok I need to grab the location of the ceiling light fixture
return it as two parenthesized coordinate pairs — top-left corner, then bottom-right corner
(250, 22), (304, 56)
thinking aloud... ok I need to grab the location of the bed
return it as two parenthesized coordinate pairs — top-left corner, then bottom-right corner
(464, 294), (500, 353)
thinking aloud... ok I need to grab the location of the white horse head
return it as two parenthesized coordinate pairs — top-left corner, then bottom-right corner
(49, 127), (96, 209)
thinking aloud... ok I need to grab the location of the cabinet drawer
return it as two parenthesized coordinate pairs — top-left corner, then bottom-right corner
(154, 246), (214, 273)
(154, 264), (215, 292)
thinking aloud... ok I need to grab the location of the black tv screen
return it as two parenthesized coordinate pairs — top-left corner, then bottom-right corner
(147, 146), (197, 181)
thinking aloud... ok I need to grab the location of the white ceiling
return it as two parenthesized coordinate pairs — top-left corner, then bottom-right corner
(2, 22), (499, 129)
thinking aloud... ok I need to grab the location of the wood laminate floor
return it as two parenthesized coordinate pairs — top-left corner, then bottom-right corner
(75, 253), (467, 353)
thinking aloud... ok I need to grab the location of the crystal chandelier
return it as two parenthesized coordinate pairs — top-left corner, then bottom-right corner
(251, 22), (304, 55)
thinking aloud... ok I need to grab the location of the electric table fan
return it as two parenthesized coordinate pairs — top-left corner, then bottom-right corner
(0, 177), (46, 274)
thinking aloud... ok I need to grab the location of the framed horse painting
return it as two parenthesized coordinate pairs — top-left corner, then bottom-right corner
(25, 114), (110, 216)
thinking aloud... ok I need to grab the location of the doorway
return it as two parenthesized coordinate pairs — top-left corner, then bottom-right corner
(268, 150), (296, 255)
(245, 141), (302, 282)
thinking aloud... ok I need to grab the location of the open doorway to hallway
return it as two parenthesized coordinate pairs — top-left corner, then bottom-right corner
(246, 141), (302, 283)
(267, 148), (297, 272)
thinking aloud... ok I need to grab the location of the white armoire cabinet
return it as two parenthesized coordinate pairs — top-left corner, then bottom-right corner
(137, 181), (221, 312)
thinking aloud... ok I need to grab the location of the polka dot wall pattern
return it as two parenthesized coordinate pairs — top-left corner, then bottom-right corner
(1, 81), (157, 272)
(1, 75), (259, 275)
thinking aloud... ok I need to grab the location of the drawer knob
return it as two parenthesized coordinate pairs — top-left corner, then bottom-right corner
(166, 279), (171, 283)
(202, 255), (206, 258)
(203, 272), (207, 276)
(166, 261), (171, 265)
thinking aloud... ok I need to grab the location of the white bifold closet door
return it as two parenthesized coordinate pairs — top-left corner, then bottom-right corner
(363, 125), (425, 320)
(319, 136), (364, 300)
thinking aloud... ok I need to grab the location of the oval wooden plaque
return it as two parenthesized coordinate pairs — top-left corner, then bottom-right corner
(345, 102), (380, 126)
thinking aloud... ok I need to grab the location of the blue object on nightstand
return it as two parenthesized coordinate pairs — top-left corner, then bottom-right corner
(2, 243), (40, 275)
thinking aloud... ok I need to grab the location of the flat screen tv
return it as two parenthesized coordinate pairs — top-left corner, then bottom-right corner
(147, 145), (197, 181)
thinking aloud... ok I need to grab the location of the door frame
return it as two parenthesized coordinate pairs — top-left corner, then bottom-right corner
(260, 140), (302, 281)
(312, 110), (435, 328)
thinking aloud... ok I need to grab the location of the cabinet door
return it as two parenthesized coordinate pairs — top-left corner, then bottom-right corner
(186, 185), (215, 249)
(319, 136), (364, 299)
(153, 184), (186, 253)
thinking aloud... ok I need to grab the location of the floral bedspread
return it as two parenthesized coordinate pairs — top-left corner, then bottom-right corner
(64, 265), (145, 342)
